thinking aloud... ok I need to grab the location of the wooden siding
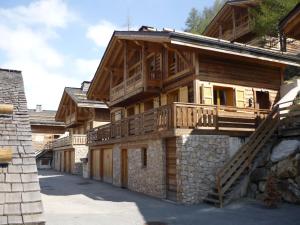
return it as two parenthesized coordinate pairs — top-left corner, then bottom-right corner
(198, 56), (282, 90)
(166, 138), (177, 201)
(103, 149), (113, 183)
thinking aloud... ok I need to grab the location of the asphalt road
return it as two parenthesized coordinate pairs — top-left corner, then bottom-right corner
(39, 170), (300, 225)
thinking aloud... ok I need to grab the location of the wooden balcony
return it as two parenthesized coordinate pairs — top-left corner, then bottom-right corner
(222, 16), (252, 41)
(87, 103), (269, 146)
(52, 134), (87, 149)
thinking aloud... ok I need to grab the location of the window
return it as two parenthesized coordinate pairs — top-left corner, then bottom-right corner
(213, 86), (234, 106)
(41, 159), (49, 166)
(141, 148), (147, 168)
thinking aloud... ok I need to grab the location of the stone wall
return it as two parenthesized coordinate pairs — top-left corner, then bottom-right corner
(127, 139), (166, 199)
(74, 145), (88, 175)
(112, 145), (121, 187)
(176, 135), (230, 204)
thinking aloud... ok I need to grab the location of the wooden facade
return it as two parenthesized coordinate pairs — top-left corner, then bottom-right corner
(52, 82), (109, 175)
(87, 30), (300, 146)
(204, 0), (300, 54)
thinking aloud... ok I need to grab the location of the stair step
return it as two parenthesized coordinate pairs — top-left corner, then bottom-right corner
(203, 197), (220, 204)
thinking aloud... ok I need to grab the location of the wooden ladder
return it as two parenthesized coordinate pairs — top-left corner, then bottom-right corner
(204, 105), (280, 207)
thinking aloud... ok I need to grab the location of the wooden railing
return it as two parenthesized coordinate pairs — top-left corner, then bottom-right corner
(87, 103), (269, 145)
(211, 100), (300, 207)
(222, 16), (251, 41)
(52, 134), (87, 149)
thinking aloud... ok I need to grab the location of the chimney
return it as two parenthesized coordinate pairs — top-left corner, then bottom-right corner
(36, 104), (42, 112)
(81, 81), (91, 93)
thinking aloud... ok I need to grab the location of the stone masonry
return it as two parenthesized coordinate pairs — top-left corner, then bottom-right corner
(112, 139), (166, 199)
(0, 69), (45, 225)
(176, 135), (230, 204)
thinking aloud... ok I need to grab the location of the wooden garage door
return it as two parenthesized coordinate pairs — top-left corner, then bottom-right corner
(91, 150), (101, 180)
(103, 149), (113, 183)
(60, 151), (64, 172)
(166, 138), (177, 201)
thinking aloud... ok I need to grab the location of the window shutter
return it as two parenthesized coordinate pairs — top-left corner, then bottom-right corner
(134, 104), (140, 114)
(161, 94), (167, 106)
(153, 97), (160, 108)
(179, 86), (188, 103)
(236, 88), (246, 108)
(140, 103), (144, 113)
(202, 84), (213, 105)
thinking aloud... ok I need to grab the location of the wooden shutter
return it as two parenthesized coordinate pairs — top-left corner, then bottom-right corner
(202, 84), (213, 105)
(153, 97), (160, 108)
(161, 94), (167, 106)
(140, 103), (144, 113)
(236, 88), (246, 108)
(134, 104), (140, 115)
(179, 86), (188, 103)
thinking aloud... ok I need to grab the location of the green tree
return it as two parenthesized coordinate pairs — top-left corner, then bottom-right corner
(185, 0), (226, 34)
(251, 0), (300, 37)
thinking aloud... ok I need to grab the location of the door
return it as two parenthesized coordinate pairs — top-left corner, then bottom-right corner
(256, 91), (270, 109)
(63, 151), (68, 173)
(121, 149), (128, 188)
(166, 138), (177, 201)
(91, 149), (101, 180)
(60, 152), (64, 172)
(103, 149), (113, 183)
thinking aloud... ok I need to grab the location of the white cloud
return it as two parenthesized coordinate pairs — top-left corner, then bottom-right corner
(0, 0), (80, 109)
(75, 58), (99, 78)
(86, 20), (118, 48)
(0, 0), (76, 28)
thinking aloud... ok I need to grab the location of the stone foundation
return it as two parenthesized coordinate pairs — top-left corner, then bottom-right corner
(176, 135), (230, 204)
(74, 145), (88, 175)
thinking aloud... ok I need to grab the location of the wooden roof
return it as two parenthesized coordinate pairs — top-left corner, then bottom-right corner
(280, 3), (300, 40)
(55, 83), (108, 121)
(203, 0), (258, 37)
(29, 109), (65, 127)
(87, 29), (300, 101)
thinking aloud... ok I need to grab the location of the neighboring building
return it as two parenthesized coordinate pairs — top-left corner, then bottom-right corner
(29, 105), (65, 154)
(279, 3), (300, 52)
(203, 0), (300, 54)
(52, 81), (109, 176)
(0, 68), (45, 224)
(29, 105), (65, 170)
(86, 29), (300, 204)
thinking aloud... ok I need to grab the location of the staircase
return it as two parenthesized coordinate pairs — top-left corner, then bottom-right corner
(204, 105), (281, 207)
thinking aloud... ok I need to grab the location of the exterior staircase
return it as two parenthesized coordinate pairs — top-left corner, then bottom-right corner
(204, 105), (281, 207)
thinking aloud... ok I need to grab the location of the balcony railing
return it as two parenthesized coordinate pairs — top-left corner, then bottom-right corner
(87, 103), (270, 145)
(222, 16), (251, 41)
(52, 134), (87, 149)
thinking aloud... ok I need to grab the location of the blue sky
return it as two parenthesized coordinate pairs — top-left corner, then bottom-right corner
(0, 0), (213, 109)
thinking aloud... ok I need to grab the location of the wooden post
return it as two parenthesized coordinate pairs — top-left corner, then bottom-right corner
(142, 43), (147, 91)
(0, 104), (13, 114)
(124, 41), (128, 91)
(0, 148), (12, 164)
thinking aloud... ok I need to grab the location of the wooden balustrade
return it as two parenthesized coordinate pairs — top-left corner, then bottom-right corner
(52, 134), (87, 149)
(87, 103), (269, 145)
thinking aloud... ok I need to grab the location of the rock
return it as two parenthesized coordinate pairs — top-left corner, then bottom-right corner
(256, 193), (265, 201)
(259, 181), (266, 193)
(276, 158), (299, 179)
(251, 168), (269, 182)
(278, 179), (300, 204)
(296, 176), (300, 186)
(271, 140), (300, 163)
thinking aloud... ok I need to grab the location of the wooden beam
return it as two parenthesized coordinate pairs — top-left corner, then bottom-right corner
(0, 104), (13, 114)
(124, 41), (128, 90)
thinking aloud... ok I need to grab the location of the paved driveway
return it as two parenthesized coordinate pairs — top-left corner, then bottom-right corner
(39, 170), (300, 225)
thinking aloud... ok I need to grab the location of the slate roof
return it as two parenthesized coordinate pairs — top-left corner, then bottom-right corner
(29, 109), (64, 127)
(0, 68), (45, 224)
(64, 86), (107, 108)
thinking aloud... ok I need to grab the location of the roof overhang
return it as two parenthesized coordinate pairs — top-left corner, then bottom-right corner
(279, 3), (300, 40)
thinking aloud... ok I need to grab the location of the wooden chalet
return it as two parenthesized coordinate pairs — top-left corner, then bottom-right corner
(29, 105), (65, 169)
(52, 81), (109, 175)
(85, 28), (300, 203)
(280, 3), (300, 50)
(203, 0), (300, 54)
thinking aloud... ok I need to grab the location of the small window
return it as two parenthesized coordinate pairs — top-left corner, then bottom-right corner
(141, 148), (147, 168)
(41, 159), (49, 165)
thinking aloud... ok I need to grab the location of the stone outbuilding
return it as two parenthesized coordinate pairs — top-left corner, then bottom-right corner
(0, 68), (45, 224)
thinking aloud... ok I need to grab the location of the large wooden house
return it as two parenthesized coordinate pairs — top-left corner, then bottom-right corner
(52, 81), (109, 175)
(203, 0), (300, 54)
(86, 28), (300, 204)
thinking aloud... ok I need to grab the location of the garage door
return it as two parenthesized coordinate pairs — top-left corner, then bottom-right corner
(103, 149), (113, 183)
